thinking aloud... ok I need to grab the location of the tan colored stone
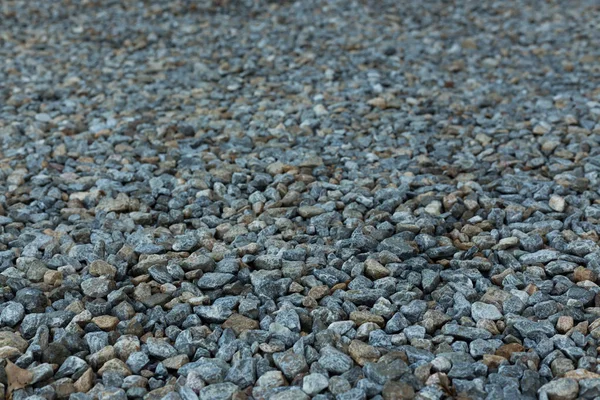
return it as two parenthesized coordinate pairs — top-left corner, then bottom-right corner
(162, 354), (189, 370)
(482, 354), (508, 370)
(297, 206), (325, 218)
(572, 321), (588, 335)
(44, 270), (63, 286)
(308, 285), (329, 300)
(348, 340), (380, 366)
(65, 300), (85, 314)
(302, 296), (318, 309)
(481, 287), (512, 309)
(89, 345), (116, 369)
(525, 284), (538, 296)
(145, 386), (176, 400)
(557, 316), (574, 334)
(350, 311), (384, 327)
(89, 260), (117, 278)
(414, 362), (431, 383)
(0, 332), (28, 353)
(491, 268), (515, 286)
(564, 369), (600, 381)
(331, 282), (347, 291)
(266, 162), (285, 176)
(0, 346), (21, 359)
(495, 343), (525, 359)
(574, 266), (597, 283)
(477, 319), (500, 335)
(382, 380), (415, 400)
(222, 314), (259, 335)
(364, 259), (390, 280)
(422, 310), (451, 334)
(551, 358), (575, 377)
(367, 97), (387, 109)
(52, 378), (76, 398)
(74, 368), (95, 393)
(289, 282), (304, 293)
(98, 358), (131, 376)
(92, 315), (120, 330)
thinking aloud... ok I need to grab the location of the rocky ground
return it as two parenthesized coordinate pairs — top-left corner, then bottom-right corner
(1, 0), (600, 399)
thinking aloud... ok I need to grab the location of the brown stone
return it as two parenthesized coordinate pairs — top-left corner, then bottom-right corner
(491, 268), (515, 286)
(480, 287), (511, 309)
(557, 316), (574, 334)
(98, 358), (131, 376)
(382, 381), (415, 400)
(414, 363), (431, 383)
(348, 340), (381, 366)
(162, 354), (189, 370)
(572, 321), (588, 335)
(0, 332), (28, 353)
(564, 369), (600, 381)
(222, 314), (259, 335)
(350, 311), (385, 327)
(302, 296), (318, 308)
(495, 343), (525, 359)
(52, 378), (76, 399)
(44, 270), (63, 286)
(74, 368), (95, 393)
(574, 266), (597, 282)
(232, 391), (248, 400)
(92, 315), (120, 330)
(525, 283), (538, 296)
(364, 259), (390, 280)
(65, 300), (85, 314)
(477, 319), (500, 335)
(482, 354), (508, 370)
(89, 345), (116, 369)
(308, 285), (329, 300)
(89, 260), (117, 278)
(144, 386), (176, 400)
(422, 310), (451, 334)
(0, 346), (21, 359)
(551, 358), (575, 377)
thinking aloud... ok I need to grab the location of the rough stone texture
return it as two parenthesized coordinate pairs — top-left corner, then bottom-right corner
(1, 0), (600, 398)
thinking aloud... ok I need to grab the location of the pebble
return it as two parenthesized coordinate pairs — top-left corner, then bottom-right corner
(0, 0), (599, 397)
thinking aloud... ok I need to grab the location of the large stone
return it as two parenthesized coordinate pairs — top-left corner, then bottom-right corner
(539, 378), (578, 400)
(0, 331), (28, 352)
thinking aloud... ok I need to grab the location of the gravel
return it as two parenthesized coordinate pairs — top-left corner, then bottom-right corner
(1, 0), (600, 399)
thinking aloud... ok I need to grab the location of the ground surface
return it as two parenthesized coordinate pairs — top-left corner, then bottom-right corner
(1, 0), (600, 399)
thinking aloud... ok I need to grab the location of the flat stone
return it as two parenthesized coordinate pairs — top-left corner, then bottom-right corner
(162, 354), (189, 370)
(222, 314), (259, 335)
(441, 324), (492, 340)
